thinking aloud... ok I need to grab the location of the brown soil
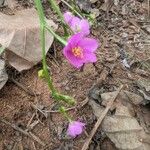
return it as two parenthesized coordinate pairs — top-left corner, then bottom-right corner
(0, 0), (150, 150)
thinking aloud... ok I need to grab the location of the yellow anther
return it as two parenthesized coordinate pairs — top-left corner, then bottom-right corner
(72, 47), (83, 58)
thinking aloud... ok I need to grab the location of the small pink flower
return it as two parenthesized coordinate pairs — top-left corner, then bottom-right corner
(63, 33), (98, 68)
(64, 12), (73, 24)
(67, 121), (85, 138)
(64, 12), (90, 36)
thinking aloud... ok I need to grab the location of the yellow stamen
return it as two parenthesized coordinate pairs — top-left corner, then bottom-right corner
(72, 47), (83, 58)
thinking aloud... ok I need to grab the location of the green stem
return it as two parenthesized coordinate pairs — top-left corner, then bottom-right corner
(59, 106), (72, 122)
(48, 0), (65, 23)
(45, 24), (67, 45)
(35, 0), (56, 94)
(61, 0), (83, 19)
(34, 0), (45, 24)
(48, 0), (68, 34)
(35, 0), (76, 106)
(41, 26), (56, 93)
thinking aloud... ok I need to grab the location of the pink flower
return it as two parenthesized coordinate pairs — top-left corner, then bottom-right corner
(64, 12), (73, 25)
(63, 33), (98, 68)
(64, 12), (90, 36)
(67, 121), (85, 138)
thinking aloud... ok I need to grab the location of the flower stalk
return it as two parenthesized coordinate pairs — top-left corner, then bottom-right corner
(48, 0), (69, 35)
(61, 0), (83, 19)
(35, 0), (75, 105)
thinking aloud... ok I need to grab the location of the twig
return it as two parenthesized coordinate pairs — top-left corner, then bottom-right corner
(1, 119), (29, 136)
(0, 119), (46, 146)
(27, 113), (36, 128)
(29, 132), (46, 146)
(44, 98), (88, 113)
(10, 78), (36, 96)
(31, 141), (37, 150)
(31, 104), (48, 118)
(81, 85), (124, 150)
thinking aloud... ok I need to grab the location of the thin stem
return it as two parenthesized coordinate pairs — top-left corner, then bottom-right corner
(41, 26), (56, 93)
(34, 0), (45, 24)
(45, 24), (67, 45)
(48, 0), (65, 24)
(48, 0), (68, 34)
(59, 106), (72, 122)
(35, 0), (56, 93)
(61, 0), (83, 19)
(35, 0), (75, 105)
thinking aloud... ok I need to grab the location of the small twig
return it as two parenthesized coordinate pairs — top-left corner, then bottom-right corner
(31, 141), (37, 150)
(31, 104), (48, 118)
(1, 119), (30, 136)
(29, 131), (46, 146)
(10, 78), (36, 96)
(0, 119), (46, 146)
(45, 98), (88, 113)
(12, 142), (18, 150)
(27, 113), (36, 128)
(81, 85), (124, 150)
(26, 120), (40, 131)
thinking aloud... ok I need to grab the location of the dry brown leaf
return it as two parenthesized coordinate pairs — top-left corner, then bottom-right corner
(0, 8), (57, 71)
(89, 90), (150, 150)
(123, 90), (144, 105)
(101, 104), (150, 150)
(137, 78), (150, 92)
(0, 59), (8, 90)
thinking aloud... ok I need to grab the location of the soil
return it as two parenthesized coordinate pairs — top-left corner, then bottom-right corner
(0, 0), (150, 150)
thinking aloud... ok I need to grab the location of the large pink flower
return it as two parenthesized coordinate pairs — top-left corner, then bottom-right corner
(67, 121), (85, 138)
(64, 12), (90, 36)
(63, 33), (98, 68)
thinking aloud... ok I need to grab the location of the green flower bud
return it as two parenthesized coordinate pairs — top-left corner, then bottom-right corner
(38, 69), (45, 78)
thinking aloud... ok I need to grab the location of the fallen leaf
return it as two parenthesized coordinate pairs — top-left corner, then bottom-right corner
(88, 98), (104, 118)
(138, 89), (150, 104)
(0, 8), (57, 71)
(0, 59), (8, 90)
(102, 113), (145, 150)
(124, 90), (144, 105)
(137, 78), (150, 92)
(89, 89), (150, 150)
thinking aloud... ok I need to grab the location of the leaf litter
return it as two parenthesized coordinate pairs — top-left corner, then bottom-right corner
(88, 87), (150, 150)
(0, 0), (150, 150)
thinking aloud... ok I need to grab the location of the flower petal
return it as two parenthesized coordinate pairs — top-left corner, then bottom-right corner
(79, 38), (99, 52)
(64, 12), (73, 24)
(79, 19), (90, 36)
(67, 33), (83, 47)
(63, 45), (84, 68)
(67, 125), (77, 137)
(83, 52), (97, 63)
(70, 17), (81, 32)
(67, 121), (85, 138)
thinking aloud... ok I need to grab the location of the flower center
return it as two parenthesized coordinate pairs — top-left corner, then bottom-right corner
(72, 47), (83, 58)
